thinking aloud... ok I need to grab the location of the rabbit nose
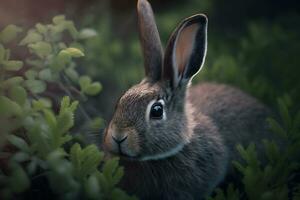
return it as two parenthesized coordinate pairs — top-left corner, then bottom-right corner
(112, 135), (128, 144)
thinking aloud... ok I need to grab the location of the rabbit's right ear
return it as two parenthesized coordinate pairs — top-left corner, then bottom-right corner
(137, 0), (163, 82)
(163, 14), (208, 89)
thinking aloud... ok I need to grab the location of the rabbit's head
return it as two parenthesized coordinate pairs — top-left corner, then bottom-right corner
(103, 0), (207, 161)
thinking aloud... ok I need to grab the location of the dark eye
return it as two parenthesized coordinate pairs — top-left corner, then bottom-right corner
(150, 102), (163, 119)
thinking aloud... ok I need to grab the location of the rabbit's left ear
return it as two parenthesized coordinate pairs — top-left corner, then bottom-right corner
(163, 14), (208, 88)
(137, 0), (163, 82)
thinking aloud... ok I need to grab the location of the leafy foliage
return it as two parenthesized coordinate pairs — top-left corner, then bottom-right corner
(208, 98), (300, 200)
(0, 16), (135, 200)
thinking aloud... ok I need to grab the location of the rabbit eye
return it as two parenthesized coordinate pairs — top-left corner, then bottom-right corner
(146, 99), (166, 122)
(150, 102), (163, 119)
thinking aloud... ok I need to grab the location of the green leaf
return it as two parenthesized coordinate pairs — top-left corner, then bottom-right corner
(2, 76), (24, 88)
(26, 59), (44, 68)
(19, 30), (43, 45)
(263, 139), (280, 164)
(70, 144), (103, 180)
(58, 42), (67, 49)
(111, 166), (124, 186)
(277, 98), (292, 129)
(232, 160), (245, 173)
(27, 160), (37, 175)
(0, 25), (22, 43)
(84, 82), (102, 96)
(60, 48), (84, 58)
(69, 101), (79, 112)
(9, 86), (27, 106)
(60, 96), (71, 112)
(25, 69), (38, 80)
(0, 95), (22, 117)
(43, 109), (57, 130)
(46, 151), (76, 194)
(57, 110), (74, 134)
(267, 118), (287, 139)
(52, 15), (66, 25)
(79, 76), (91, 90)
(59, 135), (73, 146)
(0, 44), (5, 62)
(24, 80), (46, 94)
(236, 144), (249, 163)
(65, 67), (79, 82)
(32, 98), (52, 110)
(81, 146), (103, 176)
(103, 157), (119, 179)
(69, 42), (84, 52)
(28, 41), (52, 58)
(111, 188), (135, 200)
(35, 23), (47, 34)
(39, 68), (53, 81)
(78, 28), (97, 39)
(56, 50), (71, 69)
(85, 175), (100, 199)
(65, 21), (79, 39)
(47, 150), (68, 165)
(8, 135), (30, 152)
(70, 143), (81, 176)
(9, 164), (30, 193)
(12, 152), (30, 162)
(2, 60), (23, 71)
(227, 184), (240, 200)
(88, 117), (104, 130)
(263, 164), (273, 182)
(4, 48), (11, 60)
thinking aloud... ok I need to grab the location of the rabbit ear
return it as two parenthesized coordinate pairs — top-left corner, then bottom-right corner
(163, 14), (207, 88)
(137, 0), (163, 81)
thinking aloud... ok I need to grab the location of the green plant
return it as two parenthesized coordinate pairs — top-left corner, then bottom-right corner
(208, 97), (300, 200)
(196, 18), (300, 108)
(0, 16), (135, 200)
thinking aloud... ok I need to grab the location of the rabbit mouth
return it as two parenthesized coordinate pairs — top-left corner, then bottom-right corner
(119, 153), (140, 161)
(114, 149), (140, 161)
(106, 143), (140, 160)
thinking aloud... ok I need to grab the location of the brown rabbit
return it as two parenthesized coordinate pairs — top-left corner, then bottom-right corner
(103, 0), (270, 199)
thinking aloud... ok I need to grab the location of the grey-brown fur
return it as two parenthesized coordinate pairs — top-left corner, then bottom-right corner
(102, 0), (271, 199)
(189, 83), (271, 166)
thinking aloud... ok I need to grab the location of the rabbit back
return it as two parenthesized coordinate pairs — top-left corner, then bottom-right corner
(189, 83), (271, 166)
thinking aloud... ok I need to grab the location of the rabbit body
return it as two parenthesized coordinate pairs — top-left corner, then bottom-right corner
(116, 83), (269, 200)
(103, 0), (270, 199)
(190, 83), (270, 163)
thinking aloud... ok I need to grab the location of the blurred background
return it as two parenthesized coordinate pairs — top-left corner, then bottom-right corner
(1, 0), (299, 122)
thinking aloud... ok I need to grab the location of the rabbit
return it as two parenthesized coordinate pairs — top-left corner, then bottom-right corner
(103, 0), (271, 199)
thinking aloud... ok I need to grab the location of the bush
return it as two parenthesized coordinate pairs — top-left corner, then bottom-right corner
(196, 19), (300, 108)
(0, 16), (135, 200)
(208, 98), (300, 200)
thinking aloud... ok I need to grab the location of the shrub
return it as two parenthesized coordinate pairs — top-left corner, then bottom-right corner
(196, 18), (300, 108)
(208, 97), (300, 200)
(0, 16), (135, 200)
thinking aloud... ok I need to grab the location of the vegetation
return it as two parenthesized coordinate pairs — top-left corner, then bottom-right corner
(0, 0), (299, 199)
(0, 16), (135, 200)
(208, 98), (300, 200)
